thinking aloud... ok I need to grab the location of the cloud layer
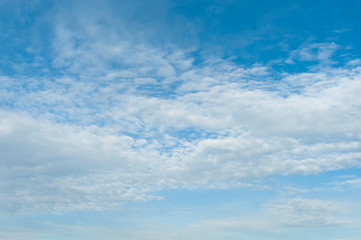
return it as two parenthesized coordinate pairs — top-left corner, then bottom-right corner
(1, 0), (361, 215)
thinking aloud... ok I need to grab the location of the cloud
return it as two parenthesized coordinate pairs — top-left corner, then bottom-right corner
(0, 110), (164, 212)
(266, 198), (349, 227)
(189, 217), (281, 235)
(2, 59), (361, 212)
(286, 42), (340, 64)
(347, 59), (361, 66)
(1, 1), (361, 213)
(331, 177), (361, 189)
(186, 198), (350, 239)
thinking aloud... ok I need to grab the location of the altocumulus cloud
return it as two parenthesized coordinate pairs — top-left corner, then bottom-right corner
(1, 46), (361, 212)
(1, 0), (361, 217)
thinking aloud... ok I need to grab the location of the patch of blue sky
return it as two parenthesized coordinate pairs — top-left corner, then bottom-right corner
(135, 82), (182, 98)
(278, 168), (361, 186)
(168, 0), (361, 63)
(0, 3), (53, 75)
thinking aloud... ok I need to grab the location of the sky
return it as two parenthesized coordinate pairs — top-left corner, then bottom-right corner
(1, 0), (361, 239)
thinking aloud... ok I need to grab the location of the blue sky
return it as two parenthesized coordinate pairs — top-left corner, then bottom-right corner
(1, 0), (361, 239)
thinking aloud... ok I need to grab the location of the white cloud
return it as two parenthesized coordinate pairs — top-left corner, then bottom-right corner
(189, 216), (281, 235)
(266, 198), (349, 226)
(186, 198), (351, 238)
(2, 56), (361, 212)
(2, 61), (361, 211)
(347, 59), (361, 66)
(286, 42), (340, 64)
(331, 178), (361, 189)
(1, 2), (361, 213)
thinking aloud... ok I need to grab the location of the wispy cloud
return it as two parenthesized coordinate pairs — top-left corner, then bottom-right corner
(286, 42), (340, 65)
(266, 198), (350, 227)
